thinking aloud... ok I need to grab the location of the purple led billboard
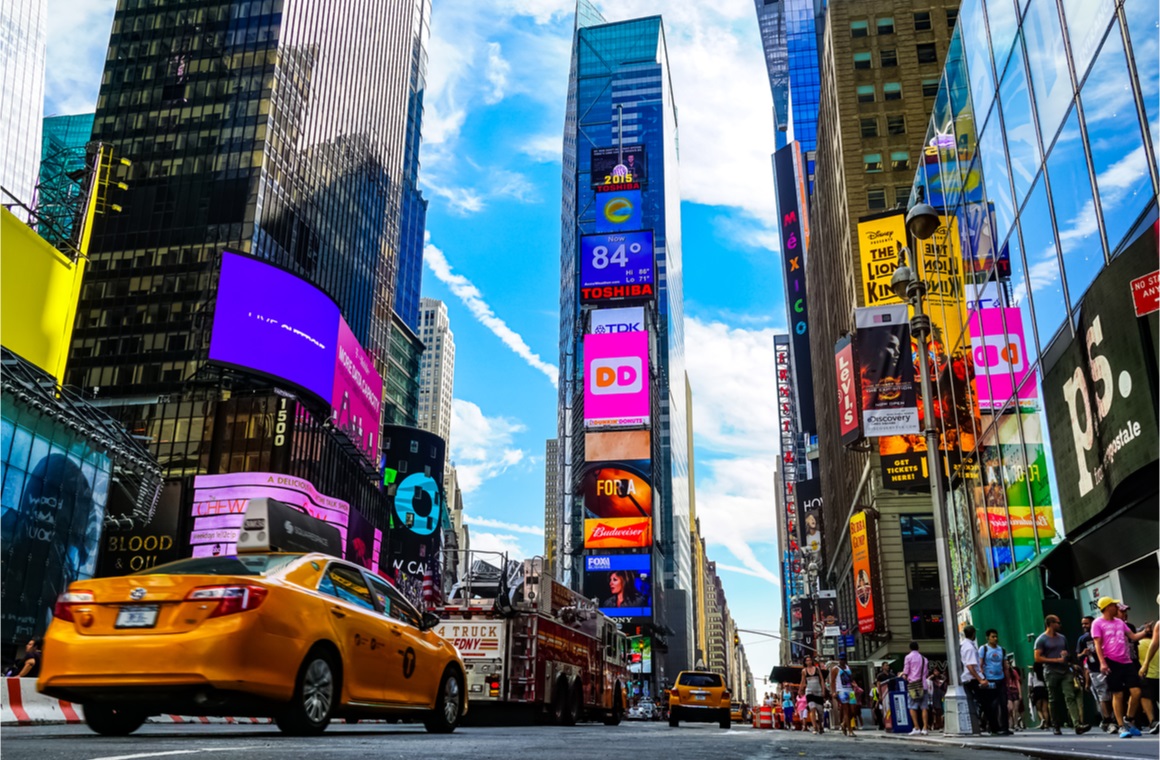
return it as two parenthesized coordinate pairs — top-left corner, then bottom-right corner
(333, 317), (383, 461)
(210, 252), (340, 402)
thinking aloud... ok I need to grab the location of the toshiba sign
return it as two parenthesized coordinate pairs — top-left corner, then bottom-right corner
(583, 517), (652, 548)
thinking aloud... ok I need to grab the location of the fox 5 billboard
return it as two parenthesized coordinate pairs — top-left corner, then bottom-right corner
(584, 332), (649, 429)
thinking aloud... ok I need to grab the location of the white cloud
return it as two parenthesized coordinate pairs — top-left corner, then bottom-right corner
(464, 514), (544, 536)
(484, 42), (512, 105)
(716, 562), (780, 584)
(520, 134), (563, 163)
(450, 399), (528, 493)
(425, 241), (559, 386)
(695, 455), (780, 584)
(466, 531), (528, 559)
(43, 0), (116, 115)
(423, 180), (486, 215)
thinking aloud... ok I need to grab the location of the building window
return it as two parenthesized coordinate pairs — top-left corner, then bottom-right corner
(887, 114), (906, 134)
(851, 20), (869, 37)
(910, 610), (946, 640)
(857, 85), (876, 103)
(900, 515), (935, 539)
(860, 117), (879, 137)
(880, 49), (898, 67)
(864, 153), (883, 173)
(895, 186), (911, 207)
(854, 51), (872, 70)
(913, 11), (932, 31)
(884, 82), (902, 101)
(946, 8), (958, 28)
(868, 188), (887, 210)
(917, 43), (939, 64)
(922, 78), (940, 97)
(891, 151), (911, 171)
(908, 562), (941, 591)
(877, 17), (895, 35)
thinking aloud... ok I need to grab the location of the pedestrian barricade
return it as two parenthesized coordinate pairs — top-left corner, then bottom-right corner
(758, 704), (773, 728)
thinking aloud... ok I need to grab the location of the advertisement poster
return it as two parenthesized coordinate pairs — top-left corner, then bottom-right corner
(629, 635), (652, 674)
(381, 426), (447, 586)
(584, 430), (650, 463)
(189, 472), (353, 558)
(0, 422), (110, 647)
(774, 142), (816, 436)
(849, 511), (877, 633)
(589, 307), (645, 335)
(1043, 224), (1159, 532)
(834, 334), (861, 446)
(594, 189), (643, 233)
(584, 554), (651, 620)
(855, 305), (919, 435)
(97, 480), (183, 577)
(580, 231), (654, 293)
(583, 517), (652, 549)
(591, 145), (647, 189)
(581, 464), (652, 519)
(345, 505), (377, 570)
(969, 307), (1037, 411)
(816, 590), (839, 638)
(583, 332), (650, 429)
(797, 478), (823, 561)
(332, 317), (384, 463)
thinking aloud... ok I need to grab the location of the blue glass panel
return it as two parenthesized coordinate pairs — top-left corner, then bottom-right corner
(1082, 28), (1154, 254)
(1060, 0), (1117, 83)
(979, 102), (1016, 243)
(1022, 0), (1073, 146)
(961, 0), (996, 119)
(985, 0), (1021, 77)
(998, 40), (1039, 204)
(1124, 0), (1160, 152)
(1018, 177), (1067, 345)
(1045, 106), (1104, 306)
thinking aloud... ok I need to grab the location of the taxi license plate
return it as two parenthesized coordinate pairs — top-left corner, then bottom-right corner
(115, 604), (159, 629)
(695, 694), (706, 701)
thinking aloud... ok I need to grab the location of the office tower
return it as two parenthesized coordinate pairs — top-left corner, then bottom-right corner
(544, 438), (559, 575)
(417, 298), (455, 446)
(66, 0), (433, 539)
(37, 114), (96, 248)
(558, 4), (692, 685)
(0, 0), (47, 213)
(395, 0), (432, 334)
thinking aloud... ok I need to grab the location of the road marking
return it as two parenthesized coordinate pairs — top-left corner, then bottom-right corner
(89, 748), (247, 760)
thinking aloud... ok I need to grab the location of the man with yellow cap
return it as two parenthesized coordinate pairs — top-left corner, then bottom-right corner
(1093, 596), (1151, 738)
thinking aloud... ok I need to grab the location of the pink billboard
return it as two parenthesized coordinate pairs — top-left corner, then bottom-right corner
(969, 307), (1037, 410)
(584, 331), (650, 429)
(333, 316), (383, 463)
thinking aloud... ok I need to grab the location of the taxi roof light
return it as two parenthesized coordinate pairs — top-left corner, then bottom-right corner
(54, 591), (95, 622)
(186, 585), (268, 618)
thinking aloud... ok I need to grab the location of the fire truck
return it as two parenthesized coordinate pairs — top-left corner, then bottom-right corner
(432, 554), (629, 726)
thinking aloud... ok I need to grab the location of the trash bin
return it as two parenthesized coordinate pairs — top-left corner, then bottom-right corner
(889, 678), (913, 734)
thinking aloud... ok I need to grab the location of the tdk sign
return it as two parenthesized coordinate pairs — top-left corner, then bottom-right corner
(589, 306), (645, 335)
(590, 357), (642, 395)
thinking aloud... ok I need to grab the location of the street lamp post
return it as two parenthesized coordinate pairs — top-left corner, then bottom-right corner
(889, 202), (971, 736)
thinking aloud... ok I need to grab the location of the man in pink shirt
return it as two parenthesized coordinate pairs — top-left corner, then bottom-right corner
(903, 641), (930, 735)
(1093, 596), (1151, 738)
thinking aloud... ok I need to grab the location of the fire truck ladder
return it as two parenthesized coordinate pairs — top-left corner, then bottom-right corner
(508, 614), (537, 702)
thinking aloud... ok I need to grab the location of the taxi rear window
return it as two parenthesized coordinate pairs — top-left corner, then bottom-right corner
(133, 555), (300, 576)
(678, 673), (723, 687)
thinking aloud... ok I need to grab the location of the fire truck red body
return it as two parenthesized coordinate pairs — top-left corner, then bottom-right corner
(433, 557), (629, 725)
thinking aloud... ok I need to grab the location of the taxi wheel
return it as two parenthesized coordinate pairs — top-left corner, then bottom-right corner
(669, 715), (679, 728)
(276, 649), (338, 736)
(83, 704), (147, 736)
(720, 715), (731, 730)
(424, 667), (463, 734)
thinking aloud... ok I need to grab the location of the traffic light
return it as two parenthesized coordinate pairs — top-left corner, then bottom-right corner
(733, 633), (740, 646)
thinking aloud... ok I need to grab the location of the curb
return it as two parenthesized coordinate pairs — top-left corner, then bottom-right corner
(865, 728), (1157, 760)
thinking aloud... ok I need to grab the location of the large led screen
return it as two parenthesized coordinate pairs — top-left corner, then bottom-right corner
(591, 145), (647, 189)
(583, 332), (649, 429)
(584, 553), (651, 621)
(583, 517), (652, 549)
(589, 307), (645, 335)
(580, 231), (654, 292)
(209, 252), (340, 403)
(581, 464), (651, 519)
(584, 430), (650, 463)
(333, 317), (384, 460)
(594, 189), (643, 233)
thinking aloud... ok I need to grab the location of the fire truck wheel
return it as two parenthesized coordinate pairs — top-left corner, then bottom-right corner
(567, 680), (583, 725)
(424, 667), (464, 734)
(602, 688), (623, 726)
(552, 676), (572, 725)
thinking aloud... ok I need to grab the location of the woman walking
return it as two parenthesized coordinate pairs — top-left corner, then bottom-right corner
(799, 654), (828, 734)
(830, 656), (858, 736)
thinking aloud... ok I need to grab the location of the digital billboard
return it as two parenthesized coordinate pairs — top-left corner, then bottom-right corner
(581, 464), (651, 519)
(968, 307), (1037, 411)
(381, 425), (447, 588)
(584, 430), (650, 463)
(580, 231), (654, 293)
(583, 332), (649, 429)
(594, 189), (643, 233)
(589, 307), (645, 335)
(854, 305), (919, 436)
(583, 517), (652, 549)
(591, 145), (647, 190)
(333, 317), (384, 461)
(629, 636), (652, 674)
(584, 553), (651, 621)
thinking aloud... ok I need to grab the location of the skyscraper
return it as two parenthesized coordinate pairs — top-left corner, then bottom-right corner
(38, 114), (95, 248)
(557, 4), (692, 684)
(417, 297), (455, 446)
(0, 0), (47, 213)
(66, 0), (432, 540)
(543, 438), (559, 575)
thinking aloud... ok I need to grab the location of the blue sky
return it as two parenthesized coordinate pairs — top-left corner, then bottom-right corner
(46, 0), (790, 683)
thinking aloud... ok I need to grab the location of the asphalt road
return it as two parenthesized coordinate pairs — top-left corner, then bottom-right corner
(0, 720), (1029, 760)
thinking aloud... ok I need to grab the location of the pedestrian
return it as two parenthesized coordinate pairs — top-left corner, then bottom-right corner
(902, 641), (931, 735)
(929, 665), (947, 730)
(1138, 596), (1160, 734)
(798, 654), (827, 734)
(829, 656), (857, 736)
(1028, 663), (1051, 729)
(979, 629), (1013, 735)
(1035, 615), (1090, 735)
(959, 625), (987, 733)
(1093, 596), (1150, 738)
(1005, 654), (1024, 731)
(1077, 614), (1115, 733)
(4, 638), (42, 678)
(795, 690), (809, 731)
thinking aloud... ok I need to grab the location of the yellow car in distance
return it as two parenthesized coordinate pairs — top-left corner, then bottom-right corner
(668, 671), (731, 729)
(730, 702), (744, 723)
(38, 553), (466, 736)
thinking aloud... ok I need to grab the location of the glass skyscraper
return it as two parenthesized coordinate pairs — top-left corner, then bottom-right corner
(0, 0), (47, 214)
(38, 113), (95, 248)
(558, 5), (692, 684)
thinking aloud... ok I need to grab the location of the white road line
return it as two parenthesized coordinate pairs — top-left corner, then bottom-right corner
(88, 747), (247, 760)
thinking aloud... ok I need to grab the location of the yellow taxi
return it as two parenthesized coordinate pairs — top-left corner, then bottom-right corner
(38, 552), (466, 736)
(668, 670), (731, 729)
(730, 702), (744, 723)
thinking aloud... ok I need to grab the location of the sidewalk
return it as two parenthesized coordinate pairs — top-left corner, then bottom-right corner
(870, 728), (1160, 760)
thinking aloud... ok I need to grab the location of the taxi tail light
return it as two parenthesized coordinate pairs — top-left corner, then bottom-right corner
(723, 690), (731, 700)
(54, 591), (95, 622)
(670, 688), (680, 698)
(186, 585), (268, 617)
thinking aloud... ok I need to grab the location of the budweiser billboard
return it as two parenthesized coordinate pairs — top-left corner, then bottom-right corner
(583, 517), (652, 549)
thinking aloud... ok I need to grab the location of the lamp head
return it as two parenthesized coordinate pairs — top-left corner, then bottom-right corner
(890, 261), (914, 300)
(906, 202), (940, 240)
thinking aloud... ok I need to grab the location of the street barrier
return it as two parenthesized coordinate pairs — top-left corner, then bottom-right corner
(758, 704), (773, 728)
